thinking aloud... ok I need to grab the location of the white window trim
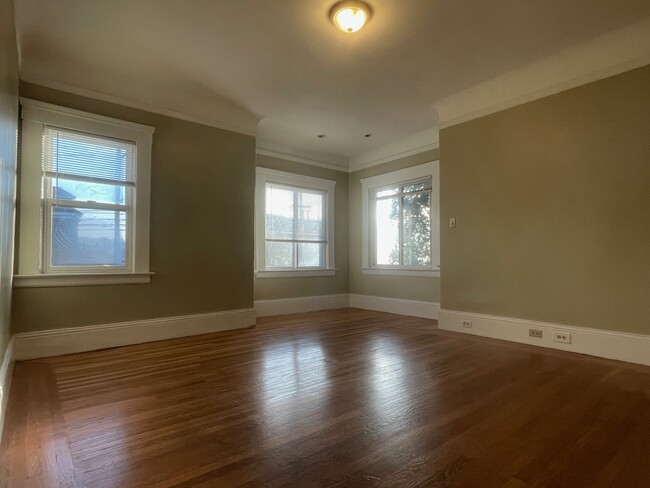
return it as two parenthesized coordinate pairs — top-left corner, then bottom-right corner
(15, 98), (155, 287)
(361, 161), (440, 277)
(255, 167), (336, 278)
(13, 272), (155, 288)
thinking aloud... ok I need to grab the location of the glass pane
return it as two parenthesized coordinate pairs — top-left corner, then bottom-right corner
(402, 191), (431, 266)
(265, 241), (295, 268)
(49, 177), (126, 205)
(298, 243), (324, 268)
(51, 207), (126, 267)
(375, 197), (399, 265)
(402, 180), (431, 193)
(265, 186), (294, 240)
(44, 127), (135, 183)
(296, 191), (324, 241)
(375, 187), (398, 198)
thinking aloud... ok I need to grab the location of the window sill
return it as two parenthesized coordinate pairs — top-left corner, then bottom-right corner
(361, 268), (440, 277)
(13, 272), (155, 288)
(256, 269), (336, 279)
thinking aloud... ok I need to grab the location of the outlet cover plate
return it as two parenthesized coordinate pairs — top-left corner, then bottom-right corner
(554, 332), (572, 344)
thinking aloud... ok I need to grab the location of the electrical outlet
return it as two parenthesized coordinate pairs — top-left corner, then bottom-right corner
(462, 320), (472, 328)
(529, 329), (543, 339)
(554, 332), (571, 344)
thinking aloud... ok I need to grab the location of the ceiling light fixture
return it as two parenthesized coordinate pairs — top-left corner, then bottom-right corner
(330, 1), (372, 34)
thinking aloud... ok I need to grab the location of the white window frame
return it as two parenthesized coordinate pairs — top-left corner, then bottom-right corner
(15, 99), (155, 287)
(361, 161), (440, 277)
(256, 167), (336, 279)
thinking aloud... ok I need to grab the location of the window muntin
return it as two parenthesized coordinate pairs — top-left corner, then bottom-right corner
(371, 178), (432, 268)
(265, 183), (326, 269)
(42, 127), (135, 272)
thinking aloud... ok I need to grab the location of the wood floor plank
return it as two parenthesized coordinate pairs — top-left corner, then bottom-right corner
(1, 308), (649, 487)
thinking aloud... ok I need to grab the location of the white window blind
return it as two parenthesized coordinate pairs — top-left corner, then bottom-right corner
(43, 127), (135, 187)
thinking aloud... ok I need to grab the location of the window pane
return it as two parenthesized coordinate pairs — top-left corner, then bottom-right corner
(402, 180), (431, 193)
(265, 241), (294, 268)
(51, 207), (126, 267)
(49, 178), (126, 205)
(298, 243), (324, 268)
(296, 191), (324, 241)
(265, 186), (294, 240)
(402, 191), (431, 266)
(375, 187), (398, 198)
(375, 197), (399, 265)
(44, 127), (135, 183)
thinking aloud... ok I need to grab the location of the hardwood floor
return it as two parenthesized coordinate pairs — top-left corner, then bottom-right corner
(1, 308), (649, 487)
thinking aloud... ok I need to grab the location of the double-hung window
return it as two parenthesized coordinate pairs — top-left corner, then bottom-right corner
(42, 127), (134, 271)
(361, 161), (440, 276)
(256, 168), (336, 278)
(16, 99), (154, 287)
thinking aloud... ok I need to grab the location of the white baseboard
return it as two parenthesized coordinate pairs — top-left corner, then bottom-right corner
(255, 294), (350, 317)
(255, 293), (441, 320)
(13, 308), (256, 360)
(350, 294), (440, 320)
(0, 338), (15, 445)
(438, 309), (650, 367)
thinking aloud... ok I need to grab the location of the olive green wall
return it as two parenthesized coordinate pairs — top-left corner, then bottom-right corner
(12, 83), (256, 333)
(440, 65), (650, 334)
(254, 154), (349, 300)
(348, 149), (441, 302)
(0, 0), (19, 361)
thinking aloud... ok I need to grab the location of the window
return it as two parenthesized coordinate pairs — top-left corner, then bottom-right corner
(43, 128), (133, 271)
(256, 168), (336, 278)
(361, 162), (440, 276)
(15, 99), (154, 287)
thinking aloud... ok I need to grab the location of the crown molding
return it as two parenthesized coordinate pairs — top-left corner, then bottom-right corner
(434, 18), (650, 129)
(20, 97), (155, 135)
(258, 127), (441, 174)
(256, 148), (350, 173)
(19, 75), (260, 136)
(348, 142), (439, 173)
(348, 127), (439, 172)
(19, 73), (439, 174)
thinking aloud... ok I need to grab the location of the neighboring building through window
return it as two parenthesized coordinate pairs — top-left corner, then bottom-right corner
(15, 99), (154, 287)
(256, 167), (336, 278)
(361, 162), (440, 276)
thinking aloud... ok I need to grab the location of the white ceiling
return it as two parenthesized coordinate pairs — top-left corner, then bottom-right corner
(14, 0), (650, 168)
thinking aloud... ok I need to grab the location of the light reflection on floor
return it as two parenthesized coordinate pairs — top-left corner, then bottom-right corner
(257, 340), (330, 445)
(254, 331), (420, 450)
(369, 335), (414, 438)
